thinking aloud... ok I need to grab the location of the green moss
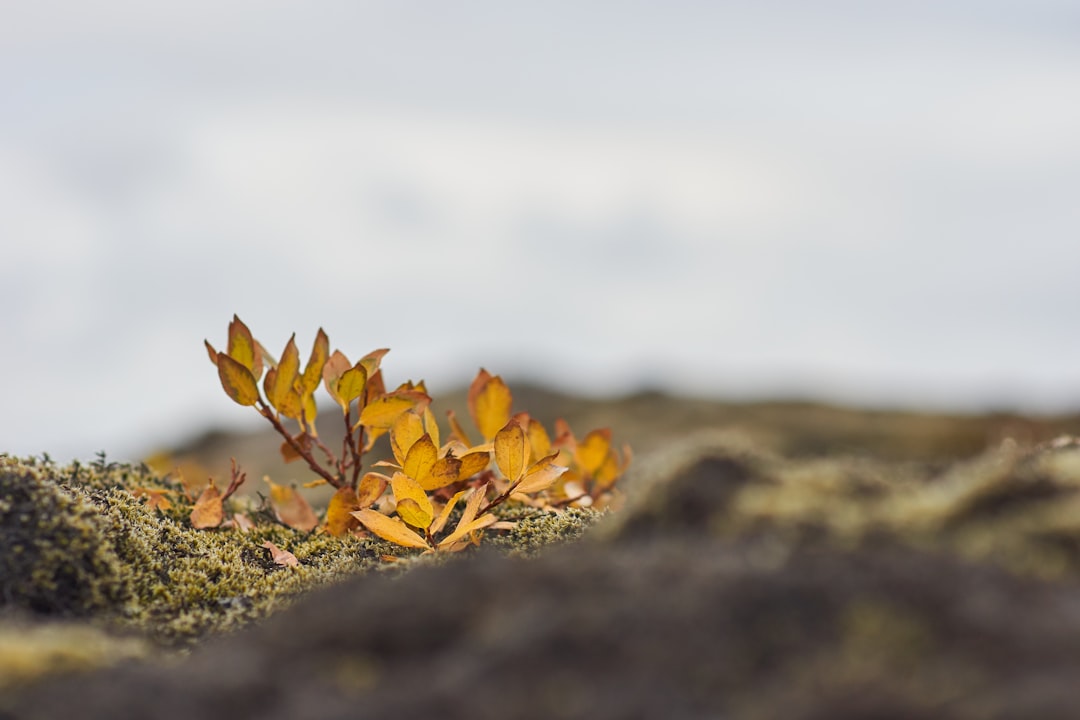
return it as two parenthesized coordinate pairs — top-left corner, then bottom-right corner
(0, 454), (607, 649)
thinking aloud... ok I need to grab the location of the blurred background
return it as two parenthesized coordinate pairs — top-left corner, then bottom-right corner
(3, 1), (1080, 465)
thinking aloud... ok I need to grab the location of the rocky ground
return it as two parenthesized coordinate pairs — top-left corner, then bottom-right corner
(6, 392), (1080, 719)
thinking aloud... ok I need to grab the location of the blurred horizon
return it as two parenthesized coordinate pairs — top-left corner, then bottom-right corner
(4, 1), (1080, 461)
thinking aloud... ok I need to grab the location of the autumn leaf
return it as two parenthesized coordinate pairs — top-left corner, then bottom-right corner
(131, 487), (173, 512)
(356, 472), (390, 508)
(430, 489), (468, 535)
(216, 353), (260, 406)
(438, 512), (497, 550)
(204, 340), (219, 366)
(577, 428), (613, 476)
(495, 420), (530, 483)
(391, 411), (425, 466)
(469, 370), (512, 441)
(358, 348), (390, 378)
(390, 472), (434, 529)
(227, 315), (260, 379)
(456, 450), (491, 480)
(300, 329), (329, 395)
(267, 335), (300, 415)
(447, 409), (473, 446)
(324, 486), (361, 537)
(526, 417), (553, 464)
(267, 479), (319, 531)
(262, 541), (299, 567)
(322, 350), (352, 405)
(422, 454), (463, 492)
(190, 480), (224, 529)
(358, 389), (431, 449)
(511, 453), (569, 497)
(402, 434), (437, 486)
(334, 364), (368, 412)
(351, 509), (430, 550)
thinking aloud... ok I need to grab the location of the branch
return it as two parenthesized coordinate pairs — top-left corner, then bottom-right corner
(257, 401), (342, 488)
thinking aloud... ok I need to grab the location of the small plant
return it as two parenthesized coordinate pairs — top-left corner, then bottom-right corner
(198, 316), (630, 552)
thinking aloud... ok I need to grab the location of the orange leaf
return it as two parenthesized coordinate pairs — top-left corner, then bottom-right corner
(227, 315), (259, 378)
(190, 480), (224, 529)
(457, 450), (491, 480)
(391, 472), (434, 529)
(216, 353), (260, 406)
(356, 472), (390, 508)
(131, 487), (173, 512)
(262, 541), (299, 567)
(391, 411), (425, 466)
(300, 328), (329, 395)
(351, 509), (430, 550)
(204, 340), (219, 366)
(324, 487), (360, 537)
(577, 428), (613, 475)
(267, 479), (319, 531)
(359, 390), (431, 432)
(402, 434), (437, 486)
(471, 372), (513, 441)
(420, 455), (463, 492)
(527, 418), (553, 464)
(364, 368), (386, 408)
(511, 453), (569, 497)
(495, 420), (530, 483)
(279, 432), (312, 464)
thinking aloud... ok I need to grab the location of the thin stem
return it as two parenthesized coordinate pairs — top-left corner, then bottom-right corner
(257, 401), (342, 488)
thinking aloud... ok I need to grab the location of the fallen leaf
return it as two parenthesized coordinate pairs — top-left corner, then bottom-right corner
(267, 479), (319, 531)
(324, 486), (360, 537)
(262, 541), (299, 567)
(190, 480), (224, 529)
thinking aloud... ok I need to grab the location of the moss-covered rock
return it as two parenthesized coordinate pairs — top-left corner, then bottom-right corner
(0, 460), (130, 617)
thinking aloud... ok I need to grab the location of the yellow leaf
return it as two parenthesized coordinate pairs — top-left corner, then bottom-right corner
(216, 353), (260, 407)
(300, 328), (329, 395)
(300, 391), (318, 434)
(267, 479), (319, 531)
(352, 509), (430, 550)
(358, 390), (431, 431)
(458, 483), (488, 529)
(268, 335), (300, 412)
(262, 541), (299, 567)
(277, 387), (303, 421)
(527, 418), (553, 464)
(227, 315), (258, 377)
(391, 472), (433, 529)
(438, 512), (497, 550)
(419, 455), (462, 492)
(595, 450), (620, 489)
(335, 364), (368, 411)
(359, 348), (390, 378)
(471, 372), (513, 441)
(302, 478), (328, 488)
(190, 480), (223, 529)
(391, 411), (425, 466)
(422, 406), (441, 453)
(576, 428), (612, 476)
(511, 453), (569, 497)
(457, 450), (491, 480)
(324, 487), (360, 537)
(322, 350), (352, 405)
(447, 409), (473, 447)
(356, 472), (390, 508)
(494, 420), (530, 483)
(430, 489), (468, 535)
(402, 434), (437, 486)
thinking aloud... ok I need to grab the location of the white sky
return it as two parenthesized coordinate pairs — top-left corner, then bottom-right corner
(3, 1), (1080, 460)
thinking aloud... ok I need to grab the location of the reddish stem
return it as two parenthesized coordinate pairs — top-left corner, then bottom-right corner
(257, 401), (342, 488)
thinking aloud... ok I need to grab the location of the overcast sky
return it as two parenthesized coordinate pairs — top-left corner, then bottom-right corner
(3, 1), (1080, 461)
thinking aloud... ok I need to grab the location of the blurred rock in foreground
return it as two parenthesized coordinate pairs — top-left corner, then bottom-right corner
(9, 433), (1080, 719)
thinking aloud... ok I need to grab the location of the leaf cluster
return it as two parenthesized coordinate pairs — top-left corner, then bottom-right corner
(198, 316), (629, 553)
